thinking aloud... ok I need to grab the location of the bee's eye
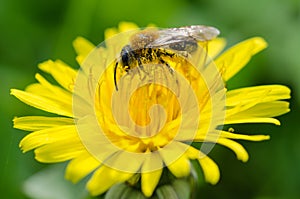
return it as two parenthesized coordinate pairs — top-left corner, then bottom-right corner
(121, 45), (133, 66)
(121, 51), (129, 64)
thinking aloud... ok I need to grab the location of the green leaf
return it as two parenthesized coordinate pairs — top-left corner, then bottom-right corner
(22, 164), (92, 199)
(156, 185), (178, 199)
(172, 179), (191, 199)
(104, 183), (128, 199)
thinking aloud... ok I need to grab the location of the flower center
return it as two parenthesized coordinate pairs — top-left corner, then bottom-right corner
(100, 65), (182, 151)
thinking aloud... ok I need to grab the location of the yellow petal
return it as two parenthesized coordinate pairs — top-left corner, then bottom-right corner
(198, 38), (226, 59)
(11, 89), (73, 117)
(34, 138), (85, 163)
(237, 101), (289, 117)
(215, 37), (267, 81)
(38, 60), (77, 92)
(19, 125), (77, 152)
(87, 165), (133, 196)
(187, 136), (248, 162)
(184, 132), (249, 163)
(146, 23), (156, 28)
(225, 117), (281, 125)
(217, 138), (249, 162)
(226, 101), (290, 125)
(65, 152), (100, 183)
(167, 155), (191, 178)
(226, 85), (291, 107)
(158, 141), (190, 168)
(103, 151), (144, 173)
(198, 154), (220, 184)
(13, 116), (74, 131)
(73, 37), (95, 58)
(105, 22), (139, 39)
(220, 130), (270, 141)
(104, 27), (118, 39)
(29, 73), (72, 104)
(142, 170), (162, 197)
(185, 146), (220, 184)
(118, 21), (139, 33)
(185, 145), (201, 160)
(73, 37), (95, 65)
(225, 85), (290, 125)
(25, 83), (72, 108)
(141, 154), (163, 197)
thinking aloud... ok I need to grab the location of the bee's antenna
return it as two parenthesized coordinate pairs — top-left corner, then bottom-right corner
(114, 60), (119, 91)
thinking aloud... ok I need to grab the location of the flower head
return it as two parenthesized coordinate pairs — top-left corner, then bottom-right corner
(11, 22), (290, 197)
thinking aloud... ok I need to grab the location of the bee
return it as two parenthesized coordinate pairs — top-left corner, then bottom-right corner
(114, 25), (220, 90)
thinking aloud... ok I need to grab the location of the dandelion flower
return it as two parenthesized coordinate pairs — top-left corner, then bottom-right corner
(11, 22), (290, 198)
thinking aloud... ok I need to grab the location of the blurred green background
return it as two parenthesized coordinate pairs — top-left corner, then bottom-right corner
(1, 0), (299, 198)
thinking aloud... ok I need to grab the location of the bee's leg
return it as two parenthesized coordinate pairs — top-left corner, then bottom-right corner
(153, 57), (168, 85)
(136, 57), (143, 79)
(158, 57), (180, 96)
(114, 61), (119, 91)
(137, 57), (144, 72)
(137, 57), (149, 74)
(158, 51), (178, 74)
(137, 57), (150, 83)
(158, 57), (174, 75)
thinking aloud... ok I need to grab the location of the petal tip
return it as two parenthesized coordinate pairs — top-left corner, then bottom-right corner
(253, 37), (268, 47)
(10, 88), (17, 96)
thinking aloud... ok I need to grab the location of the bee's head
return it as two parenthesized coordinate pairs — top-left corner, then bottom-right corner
(120, 45), (134, 71)
(114, 45), (135, 91)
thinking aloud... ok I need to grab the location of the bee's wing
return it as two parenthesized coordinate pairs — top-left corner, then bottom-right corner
(146, 25), (220, 49)
(176, 25), (220, 41)
(146, 35), (187, 48)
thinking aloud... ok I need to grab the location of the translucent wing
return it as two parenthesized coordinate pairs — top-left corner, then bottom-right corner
(146, 25), (220, 53)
